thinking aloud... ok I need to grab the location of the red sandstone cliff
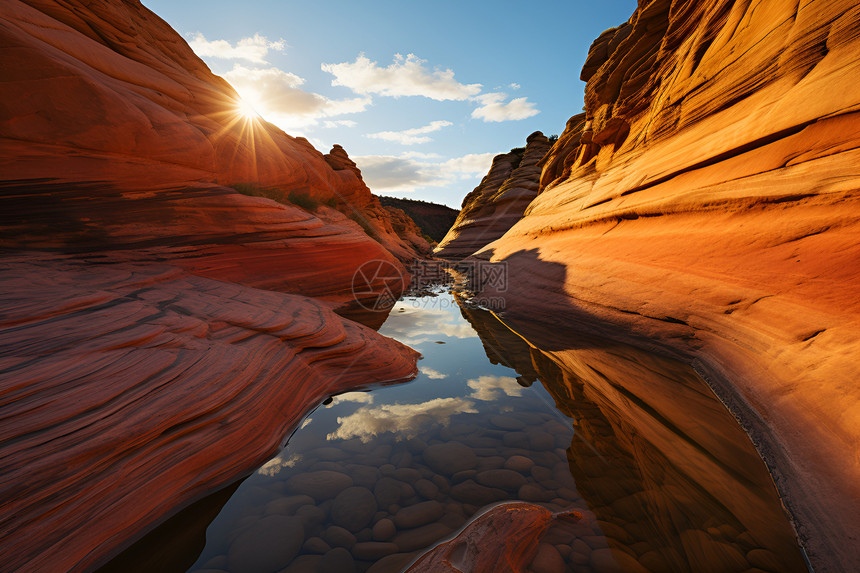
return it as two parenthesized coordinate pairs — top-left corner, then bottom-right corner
(434, 132), (551, 259)
(448, 1), (860, 570)
(0, 0), (423, 570)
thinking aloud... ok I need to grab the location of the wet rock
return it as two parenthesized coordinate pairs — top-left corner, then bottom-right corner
(422, 442), (477, 475)
(280, 555), (321, 573)
(200, 555), (228, 570)
(490, 415), (526, 430)
(519, 483), (554, 502)
(302, 536), (330, 554)
(264, 495), (314, 516)
(475, 469), (528, 491)
(570, 538), (591, 565)
(394, 468), (422, 483)
(394, 501), (444, 529)
(366, 552), (420, 573)
(502, 432), (530, 449)
(450, 480), (508, 506)
(440, 511), (467, 530)
(414, 478), (439, 499)
(589, 547), (650, 573)
(431, 475), (450, 493)
(226, 515), (303, 573)
(451, 469), (478, 484)
(372, 518), (396, 541)
(638, 550), (669, 571)
(348, 465), (382, 489)
(406, 438), (428, 454)
(323, 525), (356, 549)
(393, 522), (453, 552)
(352, 541), (400, 560)
(319, 547), (356, 573)
(285, 471), (353, 501)
(331, 487), (378, 532)
(380, 464), (396, 476)
(596, 520), (632, 544)
(531, 467), (553, 483)
(295, 504), (326, 531)
(374, 477), (402, 507)
(476, 456), (506, 472)
(531, 543), (567, 573)
(504, 455), (535, 473)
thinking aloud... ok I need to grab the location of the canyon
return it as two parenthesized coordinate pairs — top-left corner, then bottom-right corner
(0, 0), (425, 570)
(438, 1), (860, 571)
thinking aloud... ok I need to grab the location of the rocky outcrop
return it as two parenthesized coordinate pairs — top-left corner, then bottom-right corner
(0, 0), (423, 570)
(0, 0), (430, 261)
(378, 196), (459, 243)
(433, 132), (551, 259)
(458, 1), (860, 570)
(0, 256), (418, 573)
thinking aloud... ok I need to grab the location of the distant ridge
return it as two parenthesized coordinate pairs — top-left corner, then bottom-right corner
(379, 196), (459, 243)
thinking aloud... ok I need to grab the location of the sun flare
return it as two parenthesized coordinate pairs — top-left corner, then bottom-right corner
(235, 97), (259, 120)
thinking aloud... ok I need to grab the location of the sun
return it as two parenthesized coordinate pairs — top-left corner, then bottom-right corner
(235, 97), (259, 120)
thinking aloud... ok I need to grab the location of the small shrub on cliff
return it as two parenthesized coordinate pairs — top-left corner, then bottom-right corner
(287, 191), (319, 211)
(548, 134), (559, 144)
(230, 182), (283, 203)
(350, 212), (380, 241)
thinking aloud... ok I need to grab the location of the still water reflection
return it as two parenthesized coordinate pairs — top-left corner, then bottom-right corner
(137, 289), (805, 572)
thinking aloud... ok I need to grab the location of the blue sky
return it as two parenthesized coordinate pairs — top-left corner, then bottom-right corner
(142, 0), (636, 207)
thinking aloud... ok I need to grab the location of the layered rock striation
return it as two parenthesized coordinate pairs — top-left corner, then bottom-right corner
(434, 132), (551, 259)
(448, 1), (860, 570)
(0, 0), (423, 571)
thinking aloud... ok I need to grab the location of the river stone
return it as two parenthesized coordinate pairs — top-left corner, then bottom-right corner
(374, 477), (402, 507)
(309, 446), (348, 461)
(295, 504), (326, 530)
(489, 415), (526, 430)
(226, 515), (303, 573)
(280, 555), (321, 573)
(331, 486), (377, 532)
(422, 442), (477, 475)
(414, 478), (439, 499)
(323, 525), (356, 549)
(528, 430), (556, 451)
(349, 465), (382, 488)
(393, 522), (453, 552)
(502, 432), (530, 449)
(504, 455), (535, 473)
(571, 539), (591, 565)
(393, 500), (444, 529)
(449, 480), (507, 506)
(394, 467), (422, 483)
(451, 469), (477, 484)
(319, 548), (356, 573)
(263, 494), (313, 516)
(302, 536), (330, 554)
(518, 483), (554, 502)
(366, 552), (421, 573)
(589, 547), (650, 573)
(285, 471), (353, 501)
(475, 469), (527, 490)
(530, 543), (566, 573)
(352, 541), (400, 560)
(372, 518), (396, 541)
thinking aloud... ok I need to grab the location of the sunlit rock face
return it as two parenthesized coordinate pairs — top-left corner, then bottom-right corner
(462, 1), (860, 570)
(0, 0), (429, 260)
(434, 132), (551, 260)
(0, 1), (424, 570)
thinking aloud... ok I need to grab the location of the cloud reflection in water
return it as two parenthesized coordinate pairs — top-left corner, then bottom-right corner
(327, 397), (476, 442)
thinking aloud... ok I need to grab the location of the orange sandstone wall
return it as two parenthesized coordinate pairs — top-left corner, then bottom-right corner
(466, 1), (860, 571)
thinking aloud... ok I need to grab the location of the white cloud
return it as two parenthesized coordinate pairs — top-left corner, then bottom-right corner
(327, 397), (477, 442)
(322, 53), (482, 101)
(472, 92), (540, 122)
(420, 366), (448, 379)
(188, 32), (285, 64)
(322, 119), (358, 129)
(509, 82), (521, 90)
(327, 392), (375, 406)
(257, 453), (302, 477)
(366, 120), (452, 145)
(467, 375), (525, 401)
(223, 64), (370, 131)
(354, 152), (495, 193)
